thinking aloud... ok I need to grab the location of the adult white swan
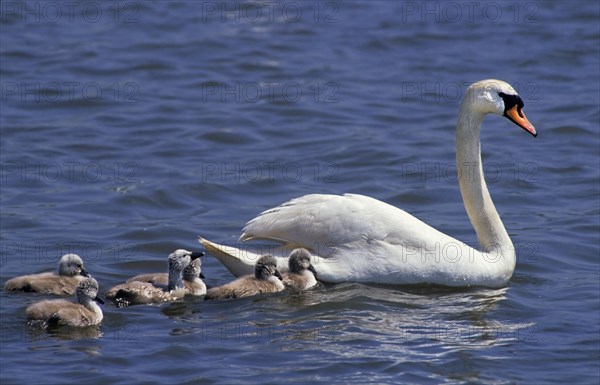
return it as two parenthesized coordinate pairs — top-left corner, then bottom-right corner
(200, 79), (537, 288)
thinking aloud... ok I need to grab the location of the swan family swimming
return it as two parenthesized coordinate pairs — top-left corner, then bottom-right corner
(4, 79), (536, 328)
(8, 247), (316, 326)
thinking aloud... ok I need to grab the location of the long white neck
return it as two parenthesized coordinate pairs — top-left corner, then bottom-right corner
(456, 101), (515, 266)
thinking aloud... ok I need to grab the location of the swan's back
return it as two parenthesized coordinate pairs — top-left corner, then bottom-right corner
(241, 194), (470, 283)
(243, 194), (453, 248)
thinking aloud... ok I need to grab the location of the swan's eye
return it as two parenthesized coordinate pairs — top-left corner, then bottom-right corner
(498, 92), (524, 114)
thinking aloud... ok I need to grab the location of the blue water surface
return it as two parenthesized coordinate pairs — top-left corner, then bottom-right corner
(1, 1), (599, 384)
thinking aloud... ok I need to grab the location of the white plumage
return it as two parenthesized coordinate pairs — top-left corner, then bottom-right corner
(200, 79), (537, 288)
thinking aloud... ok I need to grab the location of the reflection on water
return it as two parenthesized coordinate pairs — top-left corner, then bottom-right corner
(164, 283), (531, 354)
(25, 323), (103, 342)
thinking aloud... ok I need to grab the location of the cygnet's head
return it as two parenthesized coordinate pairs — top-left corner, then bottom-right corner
(76, 277), (104, 305)
(288, 248), (317, 277)
(58, 254), (88, 277)
(463, 79), (536, 137)
(254, 255), (282, 281)
(183, 257), (205, 281)
(168, 249), (204, 273)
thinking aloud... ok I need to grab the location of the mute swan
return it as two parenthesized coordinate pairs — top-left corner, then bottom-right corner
(204, 255), (284, 300)
(282, 248), (318, 290)
(106, 249), (203, 306)
(127, 256), (206, 296)
(26, 277), (104, 327)
(5, 254), (90, 295)
(200, 79), (537, 288)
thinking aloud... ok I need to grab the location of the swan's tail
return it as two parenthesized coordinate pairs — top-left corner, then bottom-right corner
(199, 237), (294, 277)
(198, 237), (258, 277)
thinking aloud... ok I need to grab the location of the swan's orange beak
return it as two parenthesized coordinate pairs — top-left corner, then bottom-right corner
(505, 105), (537, 137)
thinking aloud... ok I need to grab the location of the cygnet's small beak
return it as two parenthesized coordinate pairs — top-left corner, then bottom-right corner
(274, 270), (283, 280)
(308, 265), (318, 277)
(94, 296), (105, 305)
(199, 272), (206, 279)
(80, 268), (90, 277)
(190, 252), (205, 260)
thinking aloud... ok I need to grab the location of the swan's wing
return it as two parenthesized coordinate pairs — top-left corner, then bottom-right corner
(238, 194), (470, 283)
(241, 193), (448, 255)
(201, 195), (367, 278)
(204, 194), (477, 284)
